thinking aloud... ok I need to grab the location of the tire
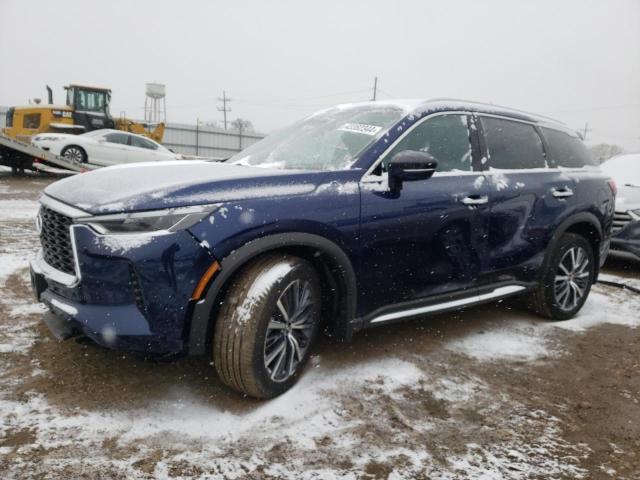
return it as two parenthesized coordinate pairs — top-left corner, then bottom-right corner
(528, 233), (595, 320)
(61, 145), (87, 163)
(213, 254), (322, 399)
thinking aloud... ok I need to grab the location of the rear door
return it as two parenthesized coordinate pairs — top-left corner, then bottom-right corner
(130, 135), (162, 162)
(358, 113), (491, 318)
(92, 132), (131, 165)
(477, 115), (576, 286)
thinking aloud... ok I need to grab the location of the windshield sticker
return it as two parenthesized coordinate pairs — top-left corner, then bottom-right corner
(338, 123), (383, 136)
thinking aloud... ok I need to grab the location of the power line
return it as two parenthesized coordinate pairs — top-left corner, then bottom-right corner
(217, 91), (232, 130)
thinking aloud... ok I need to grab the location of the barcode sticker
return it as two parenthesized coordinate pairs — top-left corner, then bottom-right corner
(338, 123), (383, 136)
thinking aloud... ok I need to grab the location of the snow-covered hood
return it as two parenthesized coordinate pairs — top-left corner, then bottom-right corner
(44, 161), (324, 214)
(616, 185), (640, 213)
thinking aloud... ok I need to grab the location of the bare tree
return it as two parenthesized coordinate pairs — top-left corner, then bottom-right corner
(231, 118), (254, 132)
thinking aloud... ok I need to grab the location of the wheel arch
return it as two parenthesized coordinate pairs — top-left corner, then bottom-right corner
(187, 232), (358, 356)
(543, 212), (604, 278)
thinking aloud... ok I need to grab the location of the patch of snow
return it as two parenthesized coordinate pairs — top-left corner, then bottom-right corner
(0, 320), (38, 354)
(314, 180), (359, 195)
(447, 322), (551, 361)
(95, 234), (158, 254)
(0, 199), (39, 220)
(235, 260), (294, 325)
(550, 289), (640, 332)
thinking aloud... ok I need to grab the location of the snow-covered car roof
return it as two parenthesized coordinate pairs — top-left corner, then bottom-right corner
(328, 97), (570, 134)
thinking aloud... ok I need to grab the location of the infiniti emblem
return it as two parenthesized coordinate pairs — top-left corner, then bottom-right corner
(35, 211), (43, 235)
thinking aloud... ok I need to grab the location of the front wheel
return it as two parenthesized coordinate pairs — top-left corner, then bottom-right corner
(213, 254), (322, 398)
(528, 233), (595, 320)
(61, 145), (87, 164)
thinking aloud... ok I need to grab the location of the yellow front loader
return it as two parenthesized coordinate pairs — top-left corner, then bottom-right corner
(2, 84), (165, 144)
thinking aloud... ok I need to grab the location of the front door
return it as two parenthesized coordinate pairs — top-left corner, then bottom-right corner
(358, 113), (490, 318)
(94, 132), (131, 165)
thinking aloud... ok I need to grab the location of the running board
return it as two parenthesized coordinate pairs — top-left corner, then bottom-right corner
(369, 285), (526, 324)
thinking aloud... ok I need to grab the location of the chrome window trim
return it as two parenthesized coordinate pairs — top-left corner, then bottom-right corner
(362, 110), (477, 179)
(361, 109), (592, 182)
(370, 285), (526, 324)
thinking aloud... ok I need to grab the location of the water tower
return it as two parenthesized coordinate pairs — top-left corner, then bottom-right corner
(144, 83), (166, 123)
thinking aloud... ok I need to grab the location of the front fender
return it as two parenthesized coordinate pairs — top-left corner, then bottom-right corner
(187, 231), (359, 355)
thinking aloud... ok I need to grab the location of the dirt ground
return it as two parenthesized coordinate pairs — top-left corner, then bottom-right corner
(1, 170), (639, 479)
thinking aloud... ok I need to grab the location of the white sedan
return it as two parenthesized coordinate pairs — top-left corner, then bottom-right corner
(32, 129), (181, 166)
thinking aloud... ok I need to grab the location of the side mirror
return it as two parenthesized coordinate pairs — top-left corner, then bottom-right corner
(388, 150), (438, 193)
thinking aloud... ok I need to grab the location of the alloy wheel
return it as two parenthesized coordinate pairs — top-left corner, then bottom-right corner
(263, 279), (315, 382)
(63, 147), (83, 163)
(554, 246), (591, 311)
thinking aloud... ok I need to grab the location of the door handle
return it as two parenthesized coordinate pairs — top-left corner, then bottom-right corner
(551, 187), (574, 198)
(461, 195), (489, 206)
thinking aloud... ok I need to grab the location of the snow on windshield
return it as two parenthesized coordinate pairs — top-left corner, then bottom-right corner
(229, 105), (405, 171)
(601, 154), (640, 187)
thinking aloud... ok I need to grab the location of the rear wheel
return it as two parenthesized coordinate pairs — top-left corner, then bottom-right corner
(213, 254), (321, 398)
(61, 145), (87, 163)
(528, 233), (595, 320)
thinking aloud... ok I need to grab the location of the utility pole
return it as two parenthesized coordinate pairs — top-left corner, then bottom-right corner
(371, 77), (378, 101)
(217, 91), (232, 130)
(582, 122), (591, 140)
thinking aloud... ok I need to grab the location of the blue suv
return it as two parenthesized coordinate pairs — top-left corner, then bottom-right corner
(30, 99), (615, 398)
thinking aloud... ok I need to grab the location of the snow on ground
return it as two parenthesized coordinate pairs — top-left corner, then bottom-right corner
(1, 181), (639, 477)
(1, 266), (637, 477)
(447, 286), (640, 361)
(0, 199), (40, 220)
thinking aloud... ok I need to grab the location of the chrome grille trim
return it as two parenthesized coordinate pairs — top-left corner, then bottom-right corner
(37, 195), (87, 286)
(612, 211), (633, 234)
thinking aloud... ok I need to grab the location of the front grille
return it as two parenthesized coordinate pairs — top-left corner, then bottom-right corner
(612, 211), (633, 234)
(40, 205), (75, 275)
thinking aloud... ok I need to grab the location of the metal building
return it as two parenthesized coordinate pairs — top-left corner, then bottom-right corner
(0, 105), (265, 159)
(163, 122), (264, 159)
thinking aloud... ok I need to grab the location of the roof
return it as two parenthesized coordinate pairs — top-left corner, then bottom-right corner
(331, 97), (568, 131)
(65, 84), (112, 92)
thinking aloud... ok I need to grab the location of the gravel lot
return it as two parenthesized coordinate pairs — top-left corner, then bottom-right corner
(1, 171), (639, 479)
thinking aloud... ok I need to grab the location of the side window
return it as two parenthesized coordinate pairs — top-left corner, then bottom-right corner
(131, 136), (159, 150)
(481, 117), (546, 169)
(382, 114), (473, 173)
(104, 133), (130, 145)
(541, 128), (595, 168)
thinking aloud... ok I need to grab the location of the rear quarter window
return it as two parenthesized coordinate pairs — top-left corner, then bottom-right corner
(481, 117), (546, 170)
(541, 128), (595, 168)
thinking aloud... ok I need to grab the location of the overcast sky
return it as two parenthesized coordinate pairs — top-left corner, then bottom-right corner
(1, 0), (638, 149)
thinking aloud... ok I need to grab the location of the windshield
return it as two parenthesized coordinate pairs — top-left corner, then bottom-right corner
(74, 89), (108, 113)
(601, 154), (640, 187)
(229, 105), (405, 171)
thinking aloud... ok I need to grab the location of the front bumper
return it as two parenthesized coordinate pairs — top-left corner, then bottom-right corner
(30, 223), (215, 355)
(610, 218), (640, 259)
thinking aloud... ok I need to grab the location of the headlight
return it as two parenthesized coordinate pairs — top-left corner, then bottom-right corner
(75, 204), (221, 234)
(631, 209), (640, 220)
